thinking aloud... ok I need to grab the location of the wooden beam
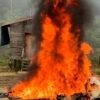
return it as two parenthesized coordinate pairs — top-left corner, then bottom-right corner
(1, 16), (33, 27)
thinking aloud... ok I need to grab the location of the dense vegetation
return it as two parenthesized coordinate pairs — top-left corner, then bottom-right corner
(85, 16), (100, 71)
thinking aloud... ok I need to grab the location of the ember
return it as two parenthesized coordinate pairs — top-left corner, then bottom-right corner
(7, 0), (93, 99)
(71, 93), (90, 100)
(56, 94), (68, 100)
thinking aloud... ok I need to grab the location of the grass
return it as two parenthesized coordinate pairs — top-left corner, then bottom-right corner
(91, 57), (99, 66)
(96, 71), (100, 75)
(0, 54), (9, 66)
(0, 59), (8, 66)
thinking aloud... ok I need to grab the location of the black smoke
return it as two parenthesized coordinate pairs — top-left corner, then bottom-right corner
(26, 0), (93, 80)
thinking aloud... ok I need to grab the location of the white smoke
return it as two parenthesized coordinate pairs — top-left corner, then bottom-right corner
(88, 0), (100, 15)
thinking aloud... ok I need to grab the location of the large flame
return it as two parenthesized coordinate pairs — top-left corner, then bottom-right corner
(9, 0), (92, 99)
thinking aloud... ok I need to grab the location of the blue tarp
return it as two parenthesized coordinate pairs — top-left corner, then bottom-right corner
(1, 25), (10, 46)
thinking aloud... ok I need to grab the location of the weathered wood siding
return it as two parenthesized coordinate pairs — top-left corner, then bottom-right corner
(25, 33), (35, 58)
(25, 19), (33, 34)
(10, 22), (25, 60)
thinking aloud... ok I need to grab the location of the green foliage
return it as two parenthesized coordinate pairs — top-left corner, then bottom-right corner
(85, 15), (100, 59)
(0, 60), (8, 66)
(0, 52), (9, 66)
(96, 71), (100, 75)
(0, 47), (9, 66)
(91, 57), (99, 67)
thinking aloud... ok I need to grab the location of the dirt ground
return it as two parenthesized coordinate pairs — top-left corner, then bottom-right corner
(0, 66), (100, 100)
(0, 66), (27, 100)
(0, 72), (27, 91)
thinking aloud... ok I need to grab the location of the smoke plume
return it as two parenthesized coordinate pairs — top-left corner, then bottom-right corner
(29, 0), (92, 79)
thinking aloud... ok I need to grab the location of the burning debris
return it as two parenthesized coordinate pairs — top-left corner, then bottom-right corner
(0, 92), (8, 98)
(56, 94), (68, 100)
(88, 76), (100, 100)
(5, 0), (95, 99)
(71, 93), (90, 100)
(1, 93), (100, 100)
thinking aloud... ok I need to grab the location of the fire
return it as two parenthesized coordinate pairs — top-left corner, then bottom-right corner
(8, 0), (92, 99)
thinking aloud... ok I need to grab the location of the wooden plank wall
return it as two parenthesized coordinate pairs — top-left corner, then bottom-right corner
(25, 19), (33, 34)
(10, 22), (25, 60)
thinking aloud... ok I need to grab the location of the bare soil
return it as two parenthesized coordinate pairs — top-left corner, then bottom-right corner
(0, 66), (27, 100)
(0, 72), (27, 91)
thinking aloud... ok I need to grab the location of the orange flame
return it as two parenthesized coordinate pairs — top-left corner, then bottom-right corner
(8, 0), (92, 99)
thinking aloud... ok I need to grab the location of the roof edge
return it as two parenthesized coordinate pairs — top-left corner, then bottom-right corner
(1, 16), (33, 27)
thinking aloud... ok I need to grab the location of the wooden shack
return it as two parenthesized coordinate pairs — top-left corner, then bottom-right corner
(1, 16), (35, 70)
(1, 16), (35, 59)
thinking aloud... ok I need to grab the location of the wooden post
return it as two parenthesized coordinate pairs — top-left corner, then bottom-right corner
(10, 22), (25, 71)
